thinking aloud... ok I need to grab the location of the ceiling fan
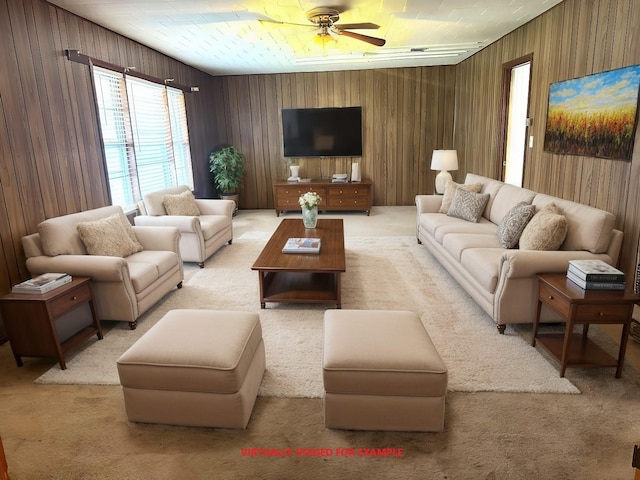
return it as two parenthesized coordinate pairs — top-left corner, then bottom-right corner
(259, 6), (386, 47)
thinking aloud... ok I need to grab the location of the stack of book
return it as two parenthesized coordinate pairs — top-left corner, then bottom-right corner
(11, 273), (72, 294)
(566, 260), (625, 290)
(282, 237), (321, 254)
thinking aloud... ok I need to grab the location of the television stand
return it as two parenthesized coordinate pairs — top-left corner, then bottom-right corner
(272, 179), (373, 216)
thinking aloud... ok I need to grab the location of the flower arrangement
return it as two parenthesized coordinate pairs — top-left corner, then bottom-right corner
(299, 191), (321, 210)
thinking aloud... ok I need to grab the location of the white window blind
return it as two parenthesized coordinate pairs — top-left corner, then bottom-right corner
(92, 66), (194, 210)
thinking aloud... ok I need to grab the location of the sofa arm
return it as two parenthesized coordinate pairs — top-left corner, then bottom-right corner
(195, 199), (234, 218)
(500, 250), (615, 279)
(415, 195), (442, 214)
(134, 214), (201, 234)
(132, 226), (181, 253)
(26, 255), (129, 281)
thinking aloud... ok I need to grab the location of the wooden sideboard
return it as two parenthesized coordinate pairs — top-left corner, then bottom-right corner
(273, 179), (373, 216)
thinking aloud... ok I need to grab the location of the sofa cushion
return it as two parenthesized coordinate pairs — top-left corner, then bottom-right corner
(532, 194), (615, 254)
(443, 233), (503, 262)
(127, 250), (180, 292)
(447, 189), (490, 223)
(488, 184), (536, 225)
(497, 202), (536, 248)
(519, 203), (568, 251)
(439, 180), (483, 213)
(419, 214), (497, 243)
(163, 190), (200, 216)
(77, 213), (144, 257)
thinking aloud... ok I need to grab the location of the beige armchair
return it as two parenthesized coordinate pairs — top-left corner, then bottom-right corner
(134, 186), (234, 268)
(22, 205), (183, 330)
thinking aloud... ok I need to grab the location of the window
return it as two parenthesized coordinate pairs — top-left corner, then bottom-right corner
(92, 67), (194, 210)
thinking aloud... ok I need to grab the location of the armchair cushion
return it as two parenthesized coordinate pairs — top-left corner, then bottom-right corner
(163, 190), (200, 216)
(77, 214), (143, 257)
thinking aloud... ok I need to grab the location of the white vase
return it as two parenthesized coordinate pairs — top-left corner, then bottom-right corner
(302, 206), (318, 228)
(290, 165), (300, 179)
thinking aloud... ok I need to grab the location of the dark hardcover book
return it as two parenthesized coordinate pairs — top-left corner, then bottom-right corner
(566, 270), (625, 290)
(567, 260), (625, 282)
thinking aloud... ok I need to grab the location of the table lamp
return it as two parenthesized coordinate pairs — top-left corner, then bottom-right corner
(431, 150), (459, 194)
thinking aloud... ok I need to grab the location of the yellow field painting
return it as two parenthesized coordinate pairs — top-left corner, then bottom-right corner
(543, 65), (640, 159)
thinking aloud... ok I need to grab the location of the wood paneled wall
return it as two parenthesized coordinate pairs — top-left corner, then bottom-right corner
(213, 67), (456, 208)
(453, 0), (640, 276)
(0, 0), (226, 293)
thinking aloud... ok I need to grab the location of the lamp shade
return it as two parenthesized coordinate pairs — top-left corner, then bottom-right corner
(430, 150), (459, 171)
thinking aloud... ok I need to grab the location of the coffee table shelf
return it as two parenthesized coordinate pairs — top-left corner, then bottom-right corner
(261, 272), (339, 305)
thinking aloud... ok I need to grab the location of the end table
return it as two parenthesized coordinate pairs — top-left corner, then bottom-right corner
(0, 276), (102, 369)
(532, 273), (640, 378)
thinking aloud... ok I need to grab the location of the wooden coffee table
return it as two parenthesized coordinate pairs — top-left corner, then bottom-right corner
(251, 218), (346, 308)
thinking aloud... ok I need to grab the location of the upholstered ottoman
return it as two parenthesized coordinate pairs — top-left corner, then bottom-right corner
(323, 310), (448, 432)
(117, 309), (265, 428)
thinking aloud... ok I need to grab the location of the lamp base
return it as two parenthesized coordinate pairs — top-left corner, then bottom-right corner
(435, 170), (452, 194)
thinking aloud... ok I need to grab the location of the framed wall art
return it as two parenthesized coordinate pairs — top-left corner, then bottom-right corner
(543, 64), (640, 160)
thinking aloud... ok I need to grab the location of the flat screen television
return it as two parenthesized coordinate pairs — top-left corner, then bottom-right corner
(281, 107), (362, 157)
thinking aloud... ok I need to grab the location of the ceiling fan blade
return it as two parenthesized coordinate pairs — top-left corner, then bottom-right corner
(335, 29), (386, 47)
(258, 18), (314, 28)
(335, 22), (380, 30)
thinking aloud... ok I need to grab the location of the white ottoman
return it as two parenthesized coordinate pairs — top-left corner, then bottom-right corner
(117, 309), (265, 428)
(323, 310), (448, 432)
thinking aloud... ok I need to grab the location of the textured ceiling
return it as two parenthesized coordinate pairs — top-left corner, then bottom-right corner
(49, 0), (563, 76)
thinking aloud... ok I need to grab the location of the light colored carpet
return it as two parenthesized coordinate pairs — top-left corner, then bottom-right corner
(35, 232), (579, 395)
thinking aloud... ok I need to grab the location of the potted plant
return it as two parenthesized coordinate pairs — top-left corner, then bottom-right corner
(209, 145), (245, 214)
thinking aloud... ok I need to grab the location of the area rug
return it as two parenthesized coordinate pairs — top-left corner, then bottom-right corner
(35, 233), (580, 396)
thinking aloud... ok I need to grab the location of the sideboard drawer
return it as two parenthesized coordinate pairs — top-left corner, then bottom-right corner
(274, 186), (327, 197)
(326, 197), (370, 208)
(328, 186), (370, 197)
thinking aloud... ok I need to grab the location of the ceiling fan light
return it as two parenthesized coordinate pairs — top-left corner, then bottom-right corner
(313, 32), (336, 47)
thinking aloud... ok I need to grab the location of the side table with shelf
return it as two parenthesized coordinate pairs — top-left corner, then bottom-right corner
(0, 276), (102, 370)
(532, 273), (640, 378)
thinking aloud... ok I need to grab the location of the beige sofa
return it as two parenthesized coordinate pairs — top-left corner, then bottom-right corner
(416, 174), (623, 333)
(134, 186), (234, 268)
(22, 205), (183, 330)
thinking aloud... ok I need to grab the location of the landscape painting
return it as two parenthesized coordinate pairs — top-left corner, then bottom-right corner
(543, 64), (640, 160)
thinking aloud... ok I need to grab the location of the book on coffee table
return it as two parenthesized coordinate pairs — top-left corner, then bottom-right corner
(282, 237), (321, 254)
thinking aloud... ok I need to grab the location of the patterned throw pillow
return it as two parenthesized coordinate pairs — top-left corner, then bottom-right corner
(446, 188), (490, 223)
(77, 214), (143, 257)
(438, 180), (483, 213)
(163, 190), (200, 216)
(519, 202), (568, 250)
(497, 202), (536, 248)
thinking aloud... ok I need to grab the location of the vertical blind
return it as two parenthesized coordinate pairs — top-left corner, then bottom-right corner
(92, 66), (194, 210)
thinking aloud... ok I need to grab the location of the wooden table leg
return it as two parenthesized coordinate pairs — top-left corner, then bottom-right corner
(616, 320), (632, 378)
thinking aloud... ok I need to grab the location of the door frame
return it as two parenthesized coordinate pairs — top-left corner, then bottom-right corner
(498, 53), (534, 183)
